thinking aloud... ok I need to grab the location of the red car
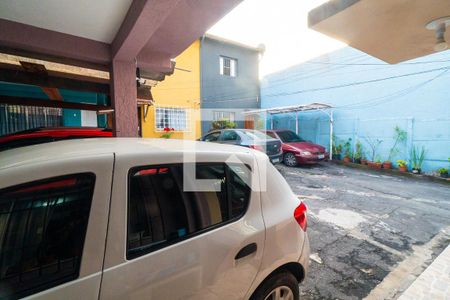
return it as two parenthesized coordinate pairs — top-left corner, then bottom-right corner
(0, 127), (112, 152)
(265, 130), (328, 167)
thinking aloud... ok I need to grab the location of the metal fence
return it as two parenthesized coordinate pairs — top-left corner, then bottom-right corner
(0, 104), (62, 136)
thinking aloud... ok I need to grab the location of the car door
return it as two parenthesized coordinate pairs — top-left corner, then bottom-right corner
(0, 153), (114, 300)
(219, 130), (241, 145)
(100, 151), (265, 300)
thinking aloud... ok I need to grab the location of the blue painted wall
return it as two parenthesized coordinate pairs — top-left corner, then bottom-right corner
(200, 36), (260, 134)
(60, 89), (108, 127)
(261, 47), (450, 173)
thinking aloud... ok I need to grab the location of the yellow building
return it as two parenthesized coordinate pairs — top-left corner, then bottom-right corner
(141, 40), (201, 140)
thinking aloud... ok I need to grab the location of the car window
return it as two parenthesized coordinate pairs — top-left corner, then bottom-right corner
(127, 163), (251, 259)
(241, 130), (272, 140)
(204, 132), (221, 142)
(0, 173), (95, 299)
(266, 132), (277, 139)
(221, 130), (240, 141)
(277, 131), (305, 143)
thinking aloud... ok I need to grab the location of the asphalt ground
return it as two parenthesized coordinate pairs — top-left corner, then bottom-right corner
(275, 162), (450, 300)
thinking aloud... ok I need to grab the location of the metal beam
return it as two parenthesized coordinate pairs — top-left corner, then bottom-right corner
(0, 95), (110, 111)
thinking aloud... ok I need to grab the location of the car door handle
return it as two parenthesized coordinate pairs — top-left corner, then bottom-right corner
(235, 243), (257, 260)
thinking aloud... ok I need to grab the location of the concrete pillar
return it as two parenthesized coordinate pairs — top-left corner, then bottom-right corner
(110, 60), (138, 137)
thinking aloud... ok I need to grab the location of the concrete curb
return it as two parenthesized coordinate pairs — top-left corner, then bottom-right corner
(329, 160), (450, 186)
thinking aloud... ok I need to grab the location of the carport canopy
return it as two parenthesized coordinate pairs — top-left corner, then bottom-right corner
(244, 103), (334, 160)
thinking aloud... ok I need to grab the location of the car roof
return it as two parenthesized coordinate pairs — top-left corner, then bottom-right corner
(0, 138), (256, 170)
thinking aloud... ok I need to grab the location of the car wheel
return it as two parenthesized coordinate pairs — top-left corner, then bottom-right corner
(250, 271), (299, 300)
(283, 153), (297, 167)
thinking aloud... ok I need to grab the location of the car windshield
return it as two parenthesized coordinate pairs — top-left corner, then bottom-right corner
(277, 131), (305, 143)
(241, 130), (273, 140)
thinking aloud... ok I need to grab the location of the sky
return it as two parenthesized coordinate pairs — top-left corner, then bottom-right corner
(207, 0), (346, 76)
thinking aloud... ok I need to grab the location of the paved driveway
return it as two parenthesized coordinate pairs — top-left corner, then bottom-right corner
(275, 163), (450, 300)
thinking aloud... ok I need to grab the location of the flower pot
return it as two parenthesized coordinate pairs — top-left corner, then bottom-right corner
(343, 157), (351, 163)
(412, 168), (421, 174)
(361, 159), (367, 165)
(373, 162), (382, 169)
(439, 172), (448, 178)
(382, 161), (392, 169)
(354, 158), (361, 164)
(398, 166), (407, 172)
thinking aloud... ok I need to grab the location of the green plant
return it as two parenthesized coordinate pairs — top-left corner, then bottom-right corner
(410, 146), (426, 170)
(397, 160), (408, 167)
(387, 126), (407, 161)
(354, 140), (363, 160)
(364, 137), (383, 161)
(332, 135), (343, 155)
(375, 156), (382, 163)
(211, 119), (237, 130)
(160, 127), (174, 139)
(343, 138), (353, 158)
(437, 168), (448, 174)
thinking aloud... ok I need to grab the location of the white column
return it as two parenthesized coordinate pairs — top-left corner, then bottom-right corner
(329, 111), (333, 160)
(295, 112), (299, 134)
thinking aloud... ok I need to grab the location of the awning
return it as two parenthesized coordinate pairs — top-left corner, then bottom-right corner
(308, 0), (450, 64)
(244, 102), (333, 115)
(244, 103), (334, 160)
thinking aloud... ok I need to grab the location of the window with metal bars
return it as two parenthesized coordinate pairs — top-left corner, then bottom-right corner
(0, 173), (95, 299)
(127, 163), (251, 259)
(155, 107), (188, 131)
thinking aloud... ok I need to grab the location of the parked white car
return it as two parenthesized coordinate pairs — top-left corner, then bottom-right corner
(0, 138), (309, 300)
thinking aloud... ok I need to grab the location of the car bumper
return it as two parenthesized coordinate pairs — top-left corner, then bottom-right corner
(298, 232), (310, 280)
(268, 152), (283, 164)
(294, 153), (327, 164)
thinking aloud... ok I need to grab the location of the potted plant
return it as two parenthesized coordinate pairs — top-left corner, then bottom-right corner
(361, 156), (368, 165)
(397, 160), (408, 172)
(332, 135), (343, 160)
(342, 138), (352, 163)
(161, 127), (174, 139)
(373, 157), (382, 169)
(410, 146), (426, 174)
(354, 140), (363, 164)
(211, 119), (237, 130)
(382, 161), (392, 169)
(437, 168), (448, 178)
(364, 137), (383, 166)
(384, 126), (407, 170)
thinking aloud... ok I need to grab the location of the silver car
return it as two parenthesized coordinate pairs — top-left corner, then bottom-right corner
(201, 129), (283, 164)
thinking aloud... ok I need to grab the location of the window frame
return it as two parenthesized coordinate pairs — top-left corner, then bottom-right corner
(213, 111), (235, 122)
(126, 163), (252, 260)
(0, 173), (96, 299)
(154, 106), (189, 132)
(219, 56), (237, 77)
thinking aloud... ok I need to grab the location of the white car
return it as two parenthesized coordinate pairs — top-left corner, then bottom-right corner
(0, 138), (309, 300)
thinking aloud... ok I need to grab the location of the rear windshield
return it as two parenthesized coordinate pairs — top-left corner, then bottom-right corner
(241, 131), (273, 140)
(277, 131), (305, 143)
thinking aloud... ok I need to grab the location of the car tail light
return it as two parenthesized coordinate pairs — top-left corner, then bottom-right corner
(294, 202), (308, 231)
(249, 144), (264, 152)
